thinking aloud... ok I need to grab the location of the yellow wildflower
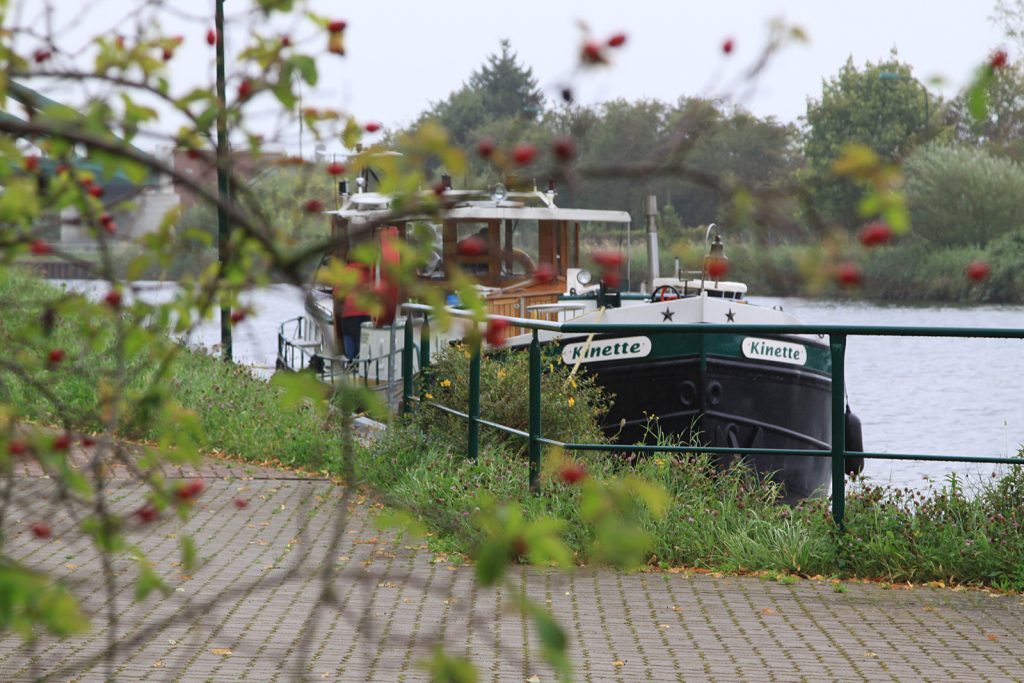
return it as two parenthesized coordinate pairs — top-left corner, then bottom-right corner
(440, 379), (452, 388)
(497, 369), (507, 379)
(567, 397), (575, 408)
(424, 392), (434, 400)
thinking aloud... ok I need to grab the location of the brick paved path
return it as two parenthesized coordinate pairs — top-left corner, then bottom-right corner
(4, 455), (1024, 682)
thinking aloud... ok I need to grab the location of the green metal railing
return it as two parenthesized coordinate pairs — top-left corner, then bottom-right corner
(399, 303), (1024, 527)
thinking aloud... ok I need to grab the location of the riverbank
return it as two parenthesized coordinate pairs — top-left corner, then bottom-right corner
(3, 269), (1023, 590)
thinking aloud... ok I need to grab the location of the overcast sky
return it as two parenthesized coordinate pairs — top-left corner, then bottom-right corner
(35, 0), (1011, 153)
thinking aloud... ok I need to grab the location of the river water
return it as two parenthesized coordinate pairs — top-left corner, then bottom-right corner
(57, 281), (1024, 493)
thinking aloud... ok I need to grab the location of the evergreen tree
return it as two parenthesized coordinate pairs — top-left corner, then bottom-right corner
(422, 39), (543, 147)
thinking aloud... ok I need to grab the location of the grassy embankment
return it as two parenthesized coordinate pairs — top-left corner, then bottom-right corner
(3, 269), (1023, 590)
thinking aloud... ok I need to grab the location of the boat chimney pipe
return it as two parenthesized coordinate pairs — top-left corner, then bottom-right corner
(645, 194), (660, 292)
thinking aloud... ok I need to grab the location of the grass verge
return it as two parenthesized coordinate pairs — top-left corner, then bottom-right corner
(3, 269), (1023, 590)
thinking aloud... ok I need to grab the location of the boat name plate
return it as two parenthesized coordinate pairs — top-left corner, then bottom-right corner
(561, 336), (652, 365)
(741, 337), (807, 366)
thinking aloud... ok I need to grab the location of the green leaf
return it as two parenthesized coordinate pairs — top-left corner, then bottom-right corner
(0, 562), (89, 640)
(373, 509), (426, 539)
(81, 516), (124, 554)
(293, 56), (318, 86)
(270, 369), (329, 415)
(522, 600), (571, 680)
(421, 647), (478, 683)
(134, 563), (169, 601)
(181, 535), (197, 572)
(473, 537), (510, 586)
(967, 70), (993, 122)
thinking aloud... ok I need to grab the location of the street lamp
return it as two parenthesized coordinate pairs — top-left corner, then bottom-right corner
(878, 71), (929, 130)
(215, 0), (232, 360)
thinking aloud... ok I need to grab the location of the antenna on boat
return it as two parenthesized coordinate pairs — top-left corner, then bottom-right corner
(645, 195), (660, 293)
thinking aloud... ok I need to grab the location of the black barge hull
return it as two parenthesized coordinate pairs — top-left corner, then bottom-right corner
(560, 331), (833, 503)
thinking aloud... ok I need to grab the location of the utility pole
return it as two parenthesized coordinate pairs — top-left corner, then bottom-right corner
(215, 0), (233, 360)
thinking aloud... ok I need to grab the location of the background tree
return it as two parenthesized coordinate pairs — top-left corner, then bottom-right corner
(420, 39), (543, 149)
(947, 61), (1024, 161)
(803, 54), (935, 228)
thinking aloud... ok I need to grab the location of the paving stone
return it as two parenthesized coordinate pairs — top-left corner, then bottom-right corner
(3, 455), (1024, 681)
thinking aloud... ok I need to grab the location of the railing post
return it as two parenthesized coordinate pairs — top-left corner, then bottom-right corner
(468, 341), (481, 461)
(402, 314), (414, 414)
(528, 330), (542, 493)
(830, 334), (847, 530)
(419, 313), (431, 374)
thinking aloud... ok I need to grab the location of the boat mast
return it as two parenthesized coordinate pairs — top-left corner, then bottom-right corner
(645, 194), (660, 292)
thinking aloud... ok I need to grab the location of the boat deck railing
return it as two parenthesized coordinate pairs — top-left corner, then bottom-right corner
(277, 315), (419, 391)
(398, 303), (1024, 528)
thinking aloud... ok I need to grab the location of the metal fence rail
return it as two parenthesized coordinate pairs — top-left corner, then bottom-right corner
(399, 303), (1024, 527)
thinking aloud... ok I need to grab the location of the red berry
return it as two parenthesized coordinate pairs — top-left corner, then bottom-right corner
(581, 40), (605, 64)
(104, 290), (122, 308)
(722, 38), (735, 54)
(162, 47), (173, 61)
(234, 498), (249, 509)
(48, 348), (64, 364)
(237, 79), (253, 101)
(24, 154), (39, 172)
(31, 522), (51, 539)
(115, 36), (125, 49)
(607, 33), (627, 48)
(326, 162), (346, 176)
(457, 235), (487, 257)
(558, 462), (587, 485)
(510, 536), (528, 558)
(280, 35), (292, 48)
(966, 260), (991, 282)
(135, 503), (158, 523)
(858, 221), (893, 247)
(230, 309), (247, 324)
(187, 148), (201, 160)
(304, 199), (325, 213)
(592, 250), (624, 269)
(175, 478), (205, 501)
(7, 440), (27, 456)
(33, 49), (51, 64)
(30, 239), (52, 255)
(89, 185), (104, 198)
(327, 19), (347, 33)
(552, 136), (575, 162)
(476, 138), (496, 158)
(485, 318), (509, 347)
(991, 50), (1009, 69)
(81, 436), (96, 447)
(364, 121), (381, 133)
(206, 29), (217, 46)
(53, 433), (71, 451)
(706, 258), (730, 279)
(512, 144), (537, 166)
(835, 262), (862, 287)
(100, 213), (116, 234)
(534, 262), (556, 284)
